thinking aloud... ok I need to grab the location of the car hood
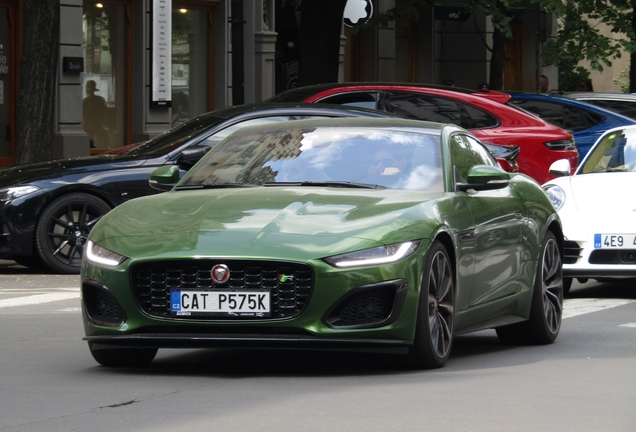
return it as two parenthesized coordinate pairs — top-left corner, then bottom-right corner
(91, 187), (443, 261)
(0, 155), (149, 186)
(566, 173), (636, 214)
(547, 173), (636, 236)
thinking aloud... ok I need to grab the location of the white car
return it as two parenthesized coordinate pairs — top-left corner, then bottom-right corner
(543, 125), (636, 293)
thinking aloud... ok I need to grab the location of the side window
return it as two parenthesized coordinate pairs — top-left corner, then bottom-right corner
(384, 92), (465, 126)
(588, 100), (636, 120)
(562, 106), (590, 132)
(318, 92), (379, 109)
(461, 103), (499, 129)
(508, 100), (565, 128)
(450, 134), (493, 183)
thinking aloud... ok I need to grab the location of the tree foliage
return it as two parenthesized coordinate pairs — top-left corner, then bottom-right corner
(355, 0), (565, 90)
(543, 0), (636, 91)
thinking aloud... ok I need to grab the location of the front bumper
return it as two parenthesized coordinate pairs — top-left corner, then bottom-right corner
(563, 239), (636, 278)
(80, 249), (428, 347)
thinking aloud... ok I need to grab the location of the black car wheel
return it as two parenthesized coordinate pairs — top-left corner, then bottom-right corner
(35, 193), (111, 274)
(89, 343), (158, 367)
(496, 231), (563, 345)
(408, 240), (454, 369)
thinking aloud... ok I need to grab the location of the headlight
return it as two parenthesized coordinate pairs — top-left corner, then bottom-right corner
(543, 184), (566, 211)
(0, 185), (40, 202)
(86, 240), (127, 266)
(323, 241), (420, 268)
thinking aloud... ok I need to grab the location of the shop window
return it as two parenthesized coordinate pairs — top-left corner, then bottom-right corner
(171, 6), (211, 126)
(82, 1), (129, 152)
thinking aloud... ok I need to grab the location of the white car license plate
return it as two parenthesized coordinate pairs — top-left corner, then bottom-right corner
(594, 234), (636, 249)
(170, 290), (270, 317)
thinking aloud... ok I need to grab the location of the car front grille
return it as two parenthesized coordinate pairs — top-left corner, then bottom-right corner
(563, 240), (582, 264)
(130, 259), (314, 320)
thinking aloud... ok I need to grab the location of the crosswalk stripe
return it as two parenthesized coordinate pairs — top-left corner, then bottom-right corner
(562, 298), (636, 319)
(0, 292), (81, 308)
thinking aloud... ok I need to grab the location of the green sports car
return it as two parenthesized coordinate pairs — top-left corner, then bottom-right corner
(81, 117), (565, 369)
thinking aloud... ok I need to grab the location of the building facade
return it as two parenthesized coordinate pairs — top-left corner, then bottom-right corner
(1, 0), (555, 166)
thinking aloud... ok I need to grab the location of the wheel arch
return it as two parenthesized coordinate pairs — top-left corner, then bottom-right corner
(432, 230), (457, 278)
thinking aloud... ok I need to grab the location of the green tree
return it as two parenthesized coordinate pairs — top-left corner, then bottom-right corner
(356, 0), (566, 91)
(543, 0), (636, 91)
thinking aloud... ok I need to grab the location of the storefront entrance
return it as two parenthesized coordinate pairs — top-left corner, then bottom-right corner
(0, 2), (17, 167)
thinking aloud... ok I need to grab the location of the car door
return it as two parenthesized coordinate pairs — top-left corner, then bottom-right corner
(450, 133), (526, 308)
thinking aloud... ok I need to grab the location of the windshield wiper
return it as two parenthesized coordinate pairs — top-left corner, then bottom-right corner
(262, 181), (386, 189)
(175, 183), (260, 191)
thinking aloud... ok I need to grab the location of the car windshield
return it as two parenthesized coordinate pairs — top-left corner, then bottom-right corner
(178, 126), (444, 191)
(580, 128), (636, 173)
(124, 113), (223, 157)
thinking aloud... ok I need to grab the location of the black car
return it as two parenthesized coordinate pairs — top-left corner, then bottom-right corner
(0, 103), (398, 273)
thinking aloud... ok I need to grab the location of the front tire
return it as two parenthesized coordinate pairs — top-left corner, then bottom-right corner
(35, 193), (111, 274)
(407, 241), (455, 369)
(89, 343), (158, 367)
(496, 231), (563, 345)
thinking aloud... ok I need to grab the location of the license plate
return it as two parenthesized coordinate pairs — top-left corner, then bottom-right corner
(170, 290), (270, 317)
(594, 234), (636, 249)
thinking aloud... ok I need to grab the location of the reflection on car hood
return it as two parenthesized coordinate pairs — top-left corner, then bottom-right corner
(92, 187), (443, 261)
(0, 156), (148, 186)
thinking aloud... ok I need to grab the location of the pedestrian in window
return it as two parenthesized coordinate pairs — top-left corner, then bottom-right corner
(579, 78), (594, 92)
(477, 82), (489, 92)
(538, 75), (550, 93)
(82, 80), (110, 148)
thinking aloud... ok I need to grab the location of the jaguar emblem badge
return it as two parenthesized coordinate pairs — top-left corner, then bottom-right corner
(211, 264), (230, 284)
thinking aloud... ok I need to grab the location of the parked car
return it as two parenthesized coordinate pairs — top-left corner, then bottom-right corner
(82, 117), (564, 369)
(0, 103), (399, 274)
(557, 92), (636, 121)
(266, 83), (578, 184)
(507, 92), (636, 159)
(543, 125), (636, 294)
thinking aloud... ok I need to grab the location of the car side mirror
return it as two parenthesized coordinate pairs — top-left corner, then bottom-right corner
(456, 165), (510, 192)
(179, 147), (210, 166)
(149, 165), (180, 191)
(549, 159), (571, 177)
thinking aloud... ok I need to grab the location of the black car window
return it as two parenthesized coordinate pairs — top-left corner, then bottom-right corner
(508, 99), (565, 128)
(563, 106), (605, 131)
(562, 106), (589, 131)
(318, 92), (379, 110)
(126, 113), (223, 157)
(384, 92), (466, 126)
(461, 103), (499, 128)
(587, 100), (636, 120)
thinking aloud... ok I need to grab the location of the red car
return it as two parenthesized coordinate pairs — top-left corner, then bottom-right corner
(267, 83), (578, 183)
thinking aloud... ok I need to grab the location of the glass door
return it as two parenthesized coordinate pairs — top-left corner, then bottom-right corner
(82, 1), (131, 153)
(0, 2), (16, 166)
(171, 2), (215, 126)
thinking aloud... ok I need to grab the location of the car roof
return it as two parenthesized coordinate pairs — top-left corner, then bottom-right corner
(506, 91), (636, 122)
(267, 82), (512, 104)
(225, 116), (451, 138)
(553, 92), (636, 101)
(196, 102), (400, 121)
